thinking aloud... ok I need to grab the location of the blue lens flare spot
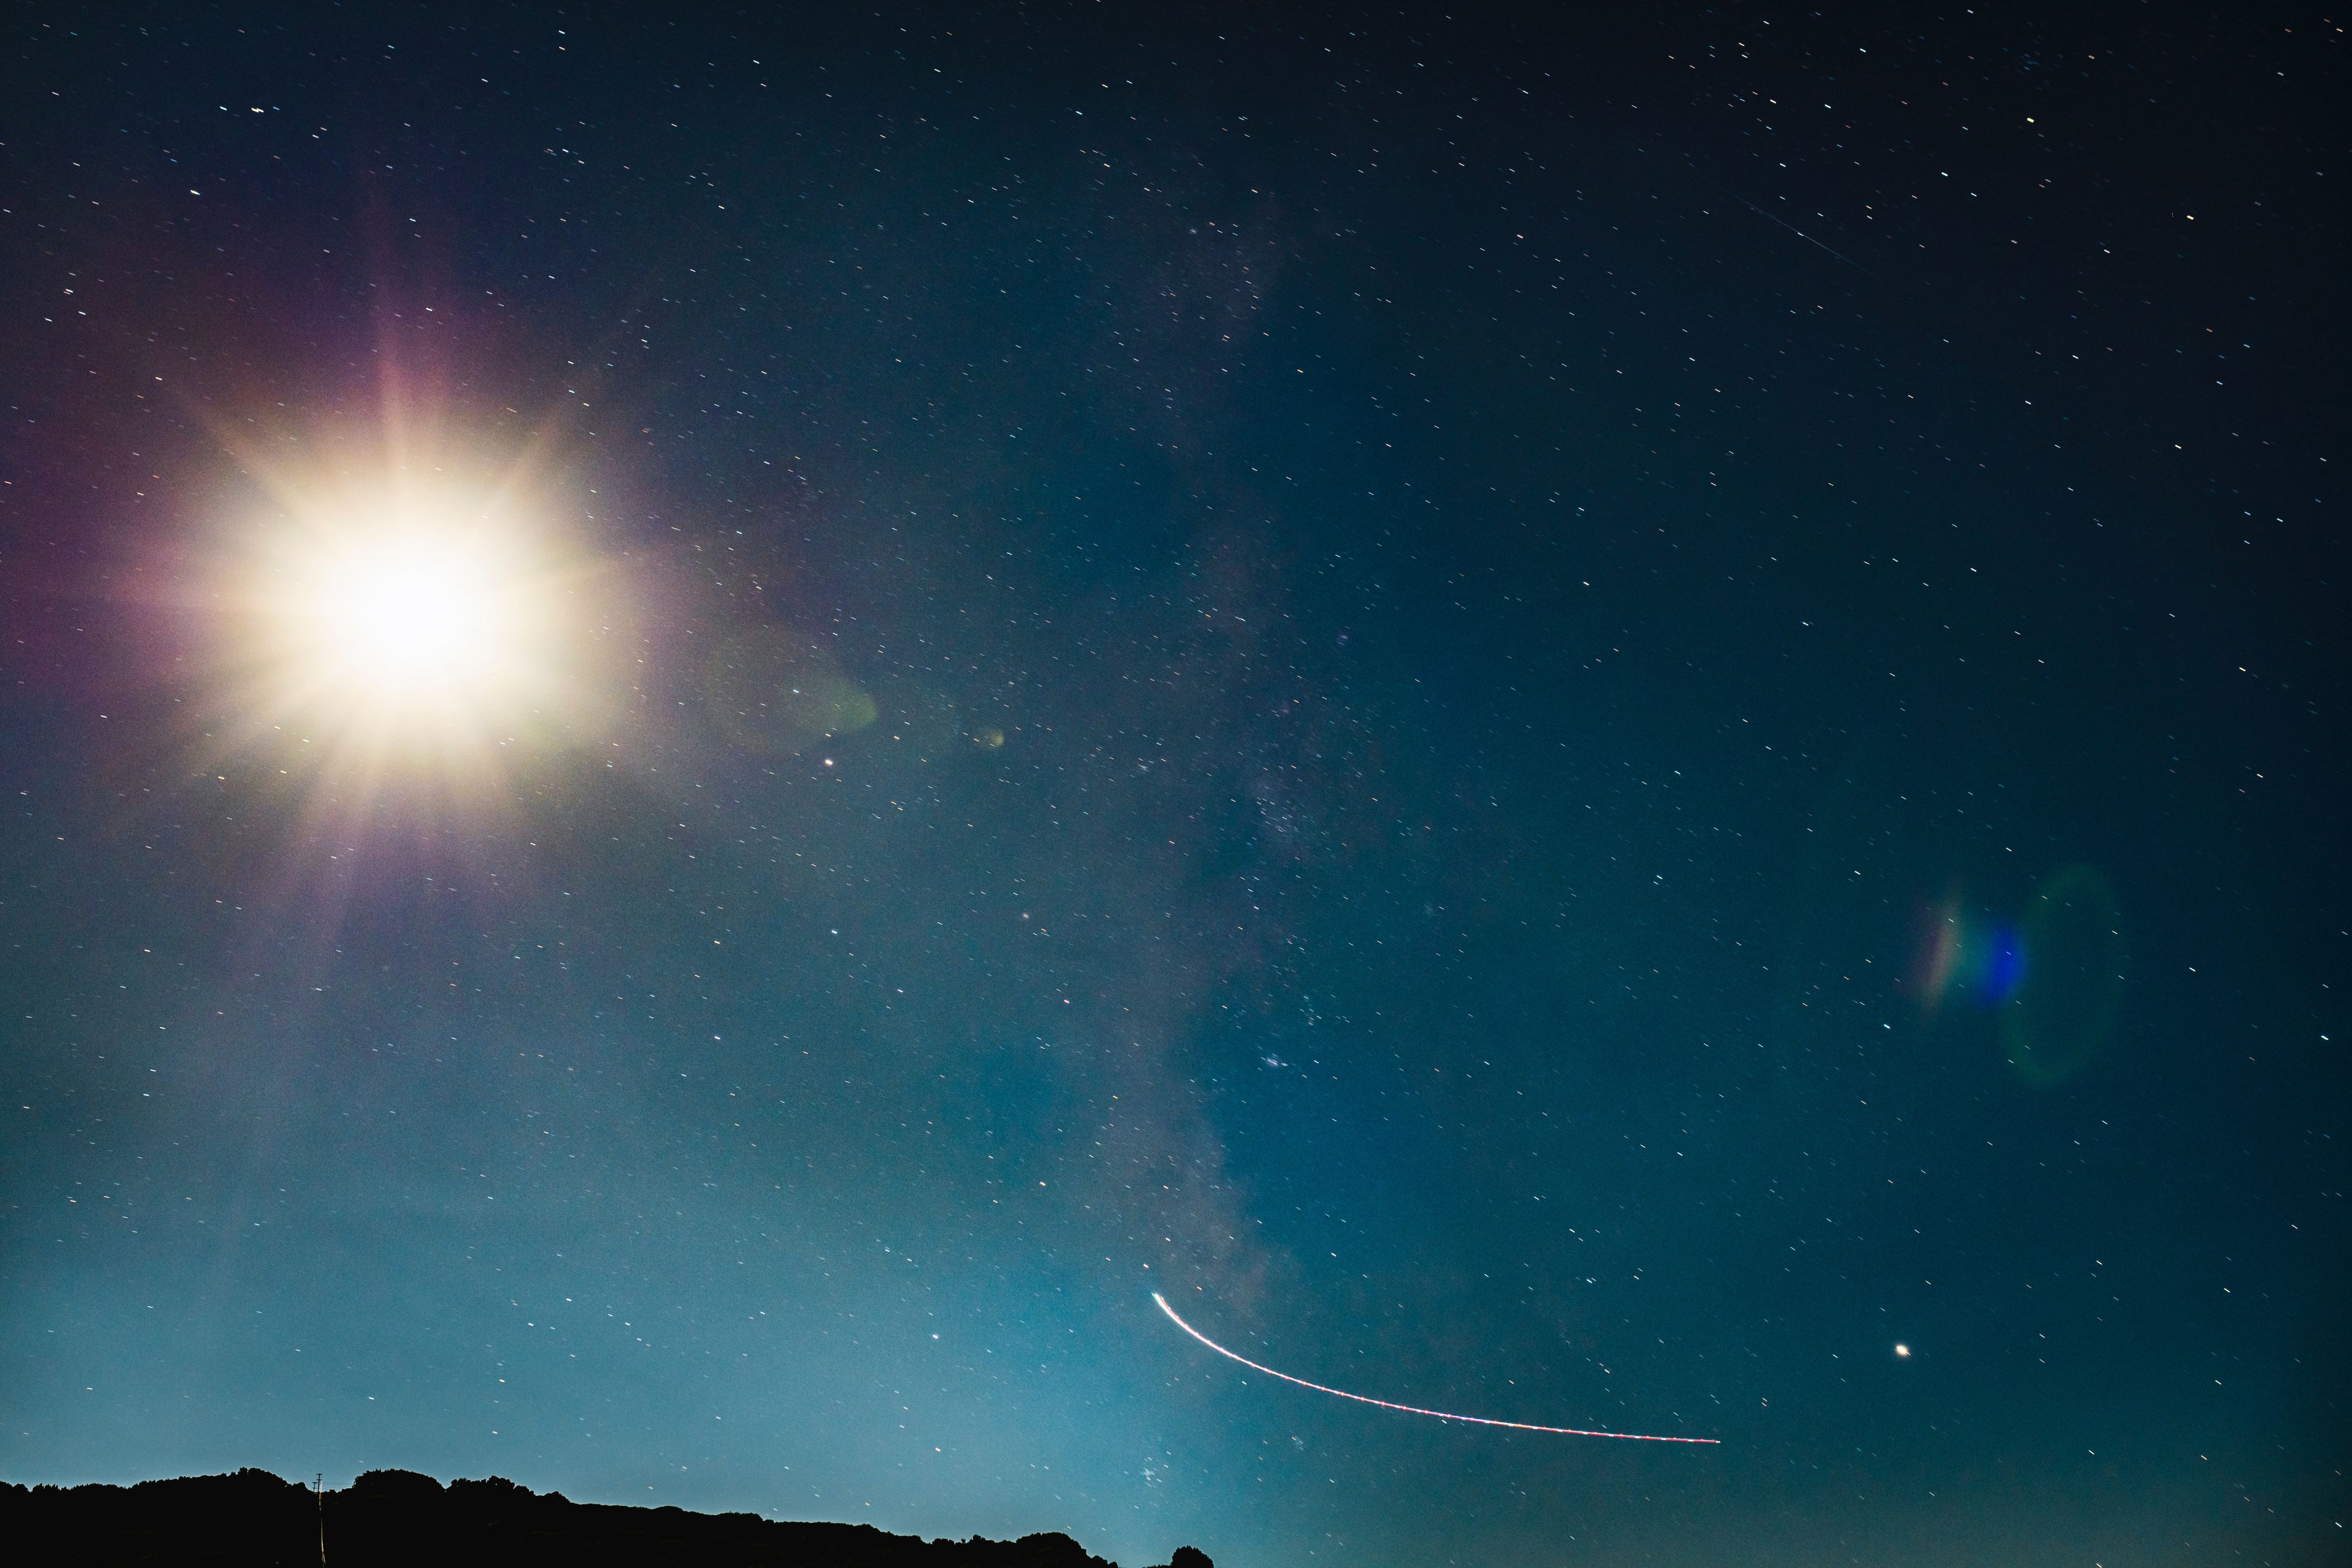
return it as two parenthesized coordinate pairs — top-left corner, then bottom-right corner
(1976, 926), (2028, 1005)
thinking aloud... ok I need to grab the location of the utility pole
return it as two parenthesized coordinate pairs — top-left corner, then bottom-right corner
(316, 1472), (326, 1565)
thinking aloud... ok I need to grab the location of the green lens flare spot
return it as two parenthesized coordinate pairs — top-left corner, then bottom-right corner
(2001, 864), (2127, 1086)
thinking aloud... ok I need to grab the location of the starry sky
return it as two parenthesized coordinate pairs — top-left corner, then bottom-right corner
(2, 5), (2345, 1565)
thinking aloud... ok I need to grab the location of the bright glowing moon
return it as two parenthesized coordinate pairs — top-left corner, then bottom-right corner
(175, 399), (628, 828)
(317, 535), (503, 694)
(205, 464), (593, 800)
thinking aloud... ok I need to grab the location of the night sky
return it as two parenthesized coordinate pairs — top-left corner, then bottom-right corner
(2, 5), (2345, 1565)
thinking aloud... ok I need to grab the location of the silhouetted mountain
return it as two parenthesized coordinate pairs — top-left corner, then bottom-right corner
(0, 1468), (1214, 1568)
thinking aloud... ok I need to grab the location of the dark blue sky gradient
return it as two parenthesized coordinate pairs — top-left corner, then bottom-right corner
(2, 6), (2343, 1564)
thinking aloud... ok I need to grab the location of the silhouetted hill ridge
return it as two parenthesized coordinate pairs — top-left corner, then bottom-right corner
(0, 1467), (1214, 1568)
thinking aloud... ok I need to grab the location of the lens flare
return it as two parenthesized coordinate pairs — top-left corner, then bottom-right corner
(2002, 865), (2128, 1085)
(1912, 895), (2029, 1013)
(1907, 870), (2127, 1085)
(1152, 1293), (1719, 1444)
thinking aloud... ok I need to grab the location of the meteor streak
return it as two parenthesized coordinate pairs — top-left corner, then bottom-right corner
(1152, 1294), (1719, 1445)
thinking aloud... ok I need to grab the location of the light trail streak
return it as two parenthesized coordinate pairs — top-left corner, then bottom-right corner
(1152, 1293), (1720, 1445)
(1727, 192), (1873, 274)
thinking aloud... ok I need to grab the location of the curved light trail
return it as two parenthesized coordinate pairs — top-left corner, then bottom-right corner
(1152, 1293), (1720, 1445)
